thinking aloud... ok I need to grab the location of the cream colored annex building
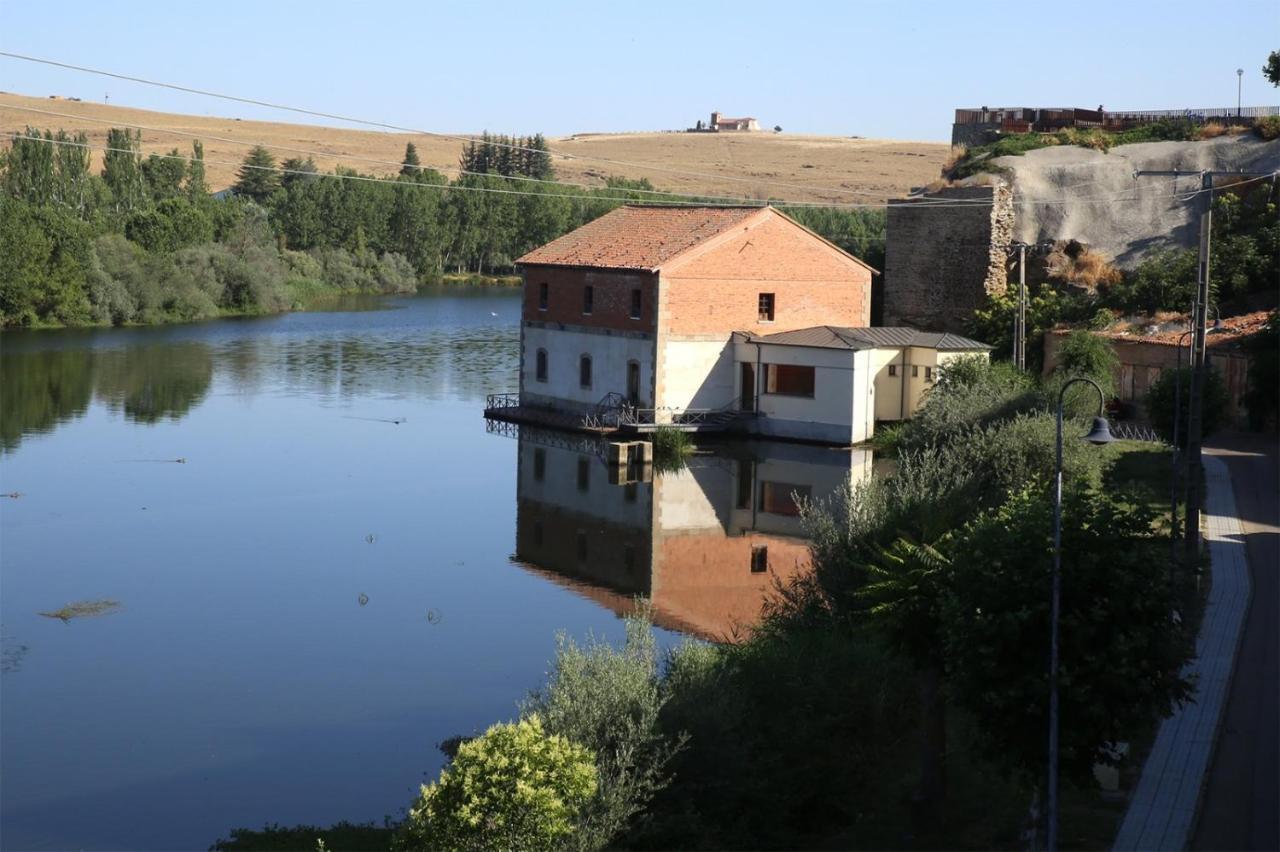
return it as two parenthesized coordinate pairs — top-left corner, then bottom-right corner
(513, 205), (991, 446)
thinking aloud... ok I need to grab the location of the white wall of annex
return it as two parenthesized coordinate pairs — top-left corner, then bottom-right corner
(522, 325), (653, 409)
(659, 338), (735, 411)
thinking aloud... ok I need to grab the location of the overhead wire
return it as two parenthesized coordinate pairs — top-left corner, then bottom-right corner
(0, 50), (905, 201)
(6, 131), (1274, 211)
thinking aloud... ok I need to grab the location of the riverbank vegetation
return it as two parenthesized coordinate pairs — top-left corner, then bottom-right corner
(214, 355), (1194, 851)
(0, 128), (884, 329)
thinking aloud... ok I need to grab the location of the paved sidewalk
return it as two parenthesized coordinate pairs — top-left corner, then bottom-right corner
(1113, 455), (1252, 851)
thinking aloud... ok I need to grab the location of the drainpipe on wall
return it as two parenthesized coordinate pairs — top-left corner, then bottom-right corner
(899, 348), (909, 420)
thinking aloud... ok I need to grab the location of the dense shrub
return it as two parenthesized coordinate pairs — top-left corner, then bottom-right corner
(397, 716), (597, 852)
(1051, 329), (1119, 399)
(1242, 311), (1278, 430)
(898, 358), (1037, 451)
(639, 627), (916, 849)
(1144, 366), (1230, 445)
(1255, 115), (1280, 140)
(523, 615), (683, 851)
(941, 488), (1193, 784)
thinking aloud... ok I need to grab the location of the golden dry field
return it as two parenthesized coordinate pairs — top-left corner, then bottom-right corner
(0, 91), (947, 203)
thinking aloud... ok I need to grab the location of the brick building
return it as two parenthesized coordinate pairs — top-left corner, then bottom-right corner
(512, 204), (988, 444)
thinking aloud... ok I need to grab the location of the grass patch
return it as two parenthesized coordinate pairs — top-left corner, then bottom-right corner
(37, 599), (122, 622)
(650, 425), (694, 472)
(950, 119), (1201, 179)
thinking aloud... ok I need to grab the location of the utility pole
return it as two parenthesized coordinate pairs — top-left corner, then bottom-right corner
(1237, 68), (1244, 119)
(1131, 169), (1256, 551)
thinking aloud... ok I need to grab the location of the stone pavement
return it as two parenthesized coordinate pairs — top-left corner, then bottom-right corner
(1112, 455), (1252, 851)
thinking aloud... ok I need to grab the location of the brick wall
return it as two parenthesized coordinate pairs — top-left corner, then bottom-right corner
(520, 265), (657, 331)
(660, 212), (872, 336)
(883, 183), (1014, 331)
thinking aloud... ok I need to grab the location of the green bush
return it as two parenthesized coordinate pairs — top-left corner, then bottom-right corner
(650, 425), (693, 472)
(1243, 311), (1278, 430)
(1052, 329), (1118, 399)
(898, 358), (1036, 452)
(1144, 366), (1230, 445)
(941, 488), (1193, 785)
(397, 716), (597, 852)
(523, 614), (684, 851)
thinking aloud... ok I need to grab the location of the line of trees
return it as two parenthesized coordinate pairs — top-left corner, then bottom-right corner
(1, 127), (887, 328)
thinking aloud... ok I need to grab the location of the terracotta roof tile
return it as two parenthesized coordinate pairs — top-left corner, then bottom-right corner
(516, 205), (765, 271)
(747, 326), (992, 351)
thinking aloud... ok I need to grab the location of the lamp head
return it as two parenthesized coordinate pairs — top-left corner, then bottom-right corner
(1085, 416), (1114, 445)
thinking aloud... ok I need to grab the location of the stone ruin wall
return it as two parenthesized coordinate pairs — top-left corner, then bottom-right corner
(882, 183), (1014, 332)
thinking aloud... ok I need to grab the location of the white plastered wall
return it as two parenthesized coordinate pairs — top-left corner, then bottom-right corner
(657, 338), (736, 412)
(521, 324), (654, 411)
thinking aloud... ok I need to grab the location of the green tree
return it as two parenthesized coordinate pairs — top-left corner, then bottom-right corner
(1265, 50), (1280, 86)
(1052, 329), (1119, 399)
(279, 156), (317, 189)
(524, 613), (684, 851)
(231, 145), (281, 203)
(141, 149), (187, 202)
(1145, 366), (1230, 446)
(941, 488), (1193, 785)
(185, 140), (207, 199)
(102, 127), (144, 212)
(398, 716), (597, 852)
(400, 142), (422, 176)
(2, 128), (56, 205)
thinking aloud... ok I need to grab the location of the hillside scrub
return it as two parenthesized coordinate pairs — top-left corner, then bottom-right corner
(949, 119), (1201, 179)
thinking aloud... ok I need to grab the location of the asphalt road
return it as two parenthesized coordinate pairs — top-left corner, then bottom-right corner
(1192, 432), (1279, 852)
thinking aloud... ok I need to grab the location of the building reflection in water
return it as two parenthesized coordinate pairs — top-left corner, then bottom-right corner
(507, 426), (880, 642)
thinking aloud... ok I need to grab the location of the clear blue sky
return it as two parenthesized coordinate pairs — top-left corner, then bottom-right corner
(1, 0), (1276, 142)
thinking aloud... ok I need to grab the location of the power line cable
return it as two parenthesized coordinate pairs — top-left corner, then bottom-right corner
(0, 51), (906, 201)
(1, 102), (814, 206)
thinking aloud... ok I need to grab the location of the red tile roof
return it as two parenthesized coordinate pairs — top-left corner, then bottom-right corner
(516, 205), (766, 271)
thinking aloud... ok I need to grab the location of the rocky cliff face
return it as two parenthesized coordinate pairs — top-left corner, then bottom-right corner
(996, 135), (1280, 268)
(881, 135), (1280, 333)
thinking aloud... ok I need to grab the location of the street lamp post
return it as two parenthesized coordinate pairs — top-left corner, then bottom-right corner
(1237, 68), (1244, 119)
(1048, 377), (1114, 852)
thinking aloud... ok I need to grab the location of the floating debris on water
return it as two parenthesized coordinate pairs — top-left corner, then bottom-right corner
(343, 416), (407, 425)
(426, 609), (442, 625)
(38, 600), (123, 623)
(365, 534), (376, 544)
(4, 492), (21, 499)
(358, 593), (369, 607)
(1, 634), (29, 673)
(121, 458), (187, 464)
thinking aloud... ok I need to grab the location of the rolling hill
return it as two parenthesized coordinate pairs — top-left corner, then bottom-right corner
(0, 91), (947, 204)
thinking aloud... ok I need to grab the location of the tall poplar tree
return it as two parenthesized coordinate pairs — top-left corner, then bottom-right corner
(185, 140), (207, 199)
(102, 128), (144, 212)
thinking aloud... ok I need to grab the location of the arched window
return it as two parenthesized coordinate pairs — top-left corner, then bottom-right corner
(535, 349), (548, 382)
(579, 354), (592, 389)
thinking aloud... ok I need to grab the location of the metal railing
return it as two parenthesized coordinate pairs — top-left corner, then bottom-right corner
(485, 392), (521, 410)
(1107, 420), (1166, 444)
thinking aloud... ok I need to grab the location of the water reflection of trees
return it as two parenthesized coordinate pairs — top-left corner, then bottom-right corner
(1, 322), (518, 451)
(1, 342), (214, 451)
(94, 344), (214, 424)
(1, 347), (96, 452)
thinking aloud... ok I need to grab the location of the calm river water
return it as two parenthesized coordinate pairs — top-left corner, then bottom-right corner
(0, 289), (870, 850)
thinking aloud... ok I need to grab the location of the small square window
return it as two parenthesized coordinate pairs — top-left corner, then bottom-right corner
(577, 457), (590, 492)
(925, 367), (934, 383)
(888, 364), (898, 377)
(912, 365), (919, 378)
(750, 545), (768, 574)
(583, 285), (593, 315)
(579, 355), (592, 389)
(533, 448), (546, 481)
(535, 349), (548, 382)
(630, 289), (642, 320)
(758, 293), (775, 322)
(538, 282), (548, 311)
